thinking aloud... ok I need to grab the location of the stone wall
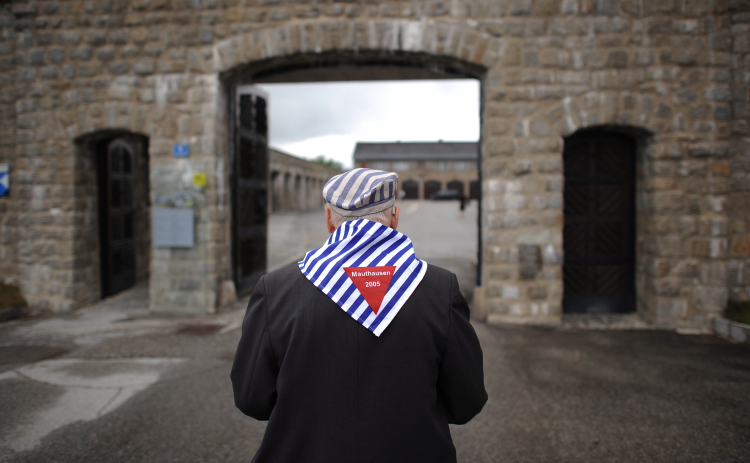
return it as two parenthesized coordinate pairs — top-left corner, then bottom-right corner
(728, 136), (750, 303)
(0, 0), (747, 327)
(146, 74), (224, 313)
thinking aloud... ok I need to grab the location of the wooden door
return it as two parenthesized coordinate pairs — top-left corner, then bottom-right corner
(232, 86), (269, 295)
(99, 139), (136, 298)
(563, 132), (636, 313)
(402, 180), (418, 199)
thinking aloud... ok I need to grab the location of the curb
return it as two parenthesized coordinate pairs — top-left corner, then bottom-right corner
(0, 305), (27, 323)
(714, 317), (750, 343)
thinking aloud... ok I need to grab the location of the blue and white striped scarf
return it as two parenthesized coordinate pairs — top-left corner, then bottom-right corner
(298, 219), (427, 337)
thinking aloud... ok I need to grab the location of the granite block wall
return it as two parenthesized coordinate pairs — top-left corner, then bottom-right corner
(0, 0), (746, 327)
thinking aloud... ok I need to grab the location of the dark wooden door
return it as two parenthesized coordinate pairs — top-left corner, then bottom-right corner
(232, 86), (268, 295)
(563, 132), (635, 313)
(98, 139), (136, 298)
(402, 180), (418, 199)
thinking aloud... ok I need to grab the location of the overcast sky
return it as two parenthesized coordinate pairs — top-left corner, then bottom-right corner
(256, 79), (480, 169)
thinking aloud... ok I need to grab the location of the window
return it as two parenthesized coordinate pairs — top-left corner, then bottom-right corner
(454, 161), (471, 171)
(434, 161), (448, 171)
(371, 162), (390, 170)
(392, 161), (410, 171)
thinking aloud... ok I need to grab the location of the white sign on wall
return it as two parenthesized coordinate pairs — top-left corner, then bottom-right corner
(152, 208), (194, 248)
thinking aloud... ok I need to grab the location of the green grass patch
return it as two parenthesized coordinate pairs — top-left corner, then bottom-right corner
(0, 283), (27, 311)
(725, 300), (750, 326)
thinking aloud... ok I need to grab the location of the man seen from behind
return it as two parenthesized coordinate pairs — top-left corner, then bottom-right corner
(231, 168), (487, 462)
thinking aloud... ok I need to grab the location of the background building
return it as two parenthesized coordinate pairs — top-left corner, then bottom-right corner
(0, 0), (748, 331)
(268, 148), (341, 213)
(353, 141), (479, 200)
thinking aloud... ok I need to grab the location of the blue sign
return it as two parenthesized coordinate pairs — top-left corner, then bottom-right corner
(0, 173), (7, 197)
(0, 163), (7, 197)
(173, 144), (190, 157)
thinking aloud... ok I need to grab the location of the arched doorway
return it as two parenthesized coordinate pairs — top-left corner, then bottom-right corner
(423, 180), (441, 199)
(99, 139), (136, 298)
(563, 130), (636, 313)
(446, 180), (464, 195)
(402, 180), (419, 199)
(82, 132), (150, 300)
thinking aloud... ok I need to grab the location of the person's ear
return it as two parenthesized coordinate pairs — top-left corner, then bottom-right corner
(389, 206), (399, 231)
(325, 206), (336, 233)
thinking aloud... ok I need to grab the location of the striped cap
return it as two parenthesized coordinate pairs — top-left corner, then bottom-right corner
(322, 168), (399, 217)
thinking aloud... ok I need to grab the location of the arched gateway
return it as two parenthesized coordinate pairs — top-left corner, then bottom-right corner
(213, 22), (494, 297)
(2, 8), (745, 331)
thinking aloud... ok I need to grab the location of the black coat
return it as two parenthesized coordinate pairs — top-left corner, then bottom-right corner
(231, 263), (487, 463)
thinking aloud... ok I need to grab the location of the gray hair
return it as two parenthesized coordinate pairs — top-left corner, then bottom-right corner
(327, 204), (392, 229)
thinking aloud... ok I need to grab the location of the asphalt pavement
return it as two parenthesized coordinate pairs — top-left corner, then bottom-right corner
(2, 201), (750, 461)
(2, 313), (749, 462)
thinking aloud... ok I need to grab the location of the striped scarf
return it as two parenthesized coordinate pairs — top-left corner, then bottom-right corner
(298, 219), (427, 337)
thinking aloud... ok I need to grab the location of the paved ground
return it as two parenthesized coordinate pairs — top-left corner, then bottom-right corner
(2, 202), (750, 461)
(2, 311), (749, 462)
(269, 200), (478, 302)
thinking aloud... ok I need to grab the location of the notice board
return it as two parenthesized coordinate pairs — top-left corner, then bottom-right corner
(152, 208), (194, 248)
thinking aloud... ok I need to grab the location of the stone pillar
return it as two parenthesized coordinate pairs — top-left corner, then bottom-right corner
(286, 173), (291, 210)
(294, 174), (302, 210)
(727, 15), (750, 304)
(270, 171), (278, 213)
(305, 176), (311, 210)
(147, 74), (224, 314)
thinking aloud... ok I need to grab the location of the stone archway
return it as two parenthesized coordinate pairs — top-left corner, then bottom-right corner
(562, 130), (637, 314)
(481, 86), (664, 325)
(209, 20), (500, 81)
(212, 19), (497, 305)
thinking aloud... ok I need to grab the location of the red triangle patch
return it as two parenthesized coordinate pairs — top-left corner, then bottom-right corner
(343, 266), (396, 314)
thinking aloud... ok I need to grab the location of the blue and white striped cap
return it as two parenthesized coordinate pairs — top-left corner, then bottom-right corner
(322, 168), (399, 217)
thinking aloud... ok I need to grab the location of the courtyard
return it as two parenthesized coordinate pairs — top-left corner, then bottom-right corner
(1, 307), (748, 462)
(1, 202), (749, 461)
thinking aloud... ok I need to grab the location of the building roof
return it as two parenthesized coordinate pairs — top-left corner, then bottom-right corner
(353, 141), (478, 162)
(269, 147), (343, 176)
